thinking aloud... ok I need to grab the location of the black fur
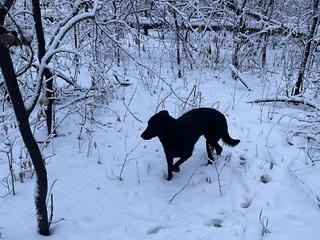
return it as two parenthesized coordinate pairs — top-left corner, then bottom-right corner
(141, 108), (240, 180)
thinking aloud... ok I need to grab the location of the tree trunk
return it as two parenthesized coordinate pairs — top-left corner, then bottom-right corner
(261, 0), (274, 69)
(31, 0), (55, 135)
(173, 9), (182, 78)
(112, 0), (121, 66)
(0, 2), (49, 235)
(293, 0), (319, 95)
(0, 45), (50, 236)
(231, 0), (247, 79)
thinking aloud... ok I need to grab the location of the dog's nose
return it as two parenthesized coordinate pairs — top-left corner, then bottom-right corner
(141, 132), (146, 139)
(141, 130), (151, 140)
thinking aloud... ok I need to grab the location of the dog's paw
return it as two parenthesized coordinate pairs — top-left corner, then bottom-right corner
(206, 158), (214, 165)
(166, 175), (173, 181)
(172, 165), (180, 172)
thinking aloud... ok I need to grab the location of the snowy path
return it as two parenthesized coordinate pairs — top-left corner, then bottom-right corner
(1, 71), (320, 240)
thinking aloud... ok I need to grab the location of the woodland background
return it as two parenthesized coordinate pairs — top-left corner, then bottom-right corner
(0, 0), (320, 239)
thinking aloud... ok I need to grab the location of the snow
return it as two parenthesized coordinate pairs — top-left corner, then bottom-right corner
(1, 30), (320, 240)
(1, 66), (320, 239)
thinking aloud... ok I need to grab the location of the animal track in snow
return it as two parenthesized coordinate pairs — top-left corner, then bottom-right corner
(146, 225), (163, 235)
(260, 174), (271, 184)
(204, 219), (223, 228)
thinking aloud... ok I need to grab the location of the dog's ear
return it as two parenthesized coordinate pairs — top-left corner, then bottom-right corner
(158, 110), (169, 116)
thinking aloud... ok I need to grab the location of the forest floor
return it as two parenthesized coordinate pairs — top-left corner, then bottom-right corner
(1, 61), (320, 239)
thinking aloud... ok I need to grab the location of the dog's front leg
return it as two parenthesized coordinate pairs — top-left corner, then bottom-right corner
(165, 154), (174, 181)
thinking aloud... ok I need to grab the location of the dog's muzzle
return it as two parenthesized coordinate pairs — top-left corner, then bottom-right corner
(141, 130), (153, 140)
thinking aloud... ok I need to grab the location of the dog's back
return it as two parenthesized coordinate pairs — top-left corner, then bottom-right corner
(178, 108), (227, 140)
(179, 108), (226, 127)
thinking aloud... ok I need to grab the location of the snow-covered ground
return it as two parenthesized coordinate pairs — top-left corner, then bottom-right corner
(1, 49), (320, 239)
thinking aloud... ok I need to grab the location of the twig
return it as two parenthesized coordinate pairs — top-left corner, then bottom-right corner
(136, 160), (141, 184)
(259, 210), (271, 237)
(169, 155), (204, 204)
(48, 193), (54, 228)
(50, 218), (66, 224)
(228, 64), (251, 91)
(265, 124), (277, 168)
(213, 158), (223, 196)
(47, 179), (57, 228)
(46, 178), (58, 205)
(122, 99), (143, 123)
(113, 74), (132, 86)
(209, 153), (231, 197)
(119, 134), (140, 180)
(181, 85), (197, 112)
(0, 176), (13, 198)
(155, 91), (173, 113)
(123, 83), (141, 122)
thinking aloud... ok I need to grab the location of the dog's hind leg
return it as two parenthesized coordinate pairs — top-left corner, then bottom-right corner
(206, 140), (214, 164)
(206, 138), (223, 165)
(214, 143), (222, 155)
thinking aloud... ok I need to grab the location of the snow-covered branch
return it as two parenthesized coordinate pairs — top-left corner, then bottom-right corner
(221, 0), (307, 38)
(229, 64), (251, 91)
(248, 96), (320, 111)
(49, 1), (99, 51)
(25, 0), (99, 115)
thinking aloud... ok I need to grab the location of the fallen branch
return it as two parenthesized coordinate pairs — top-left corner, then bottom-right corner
(113, 74), (132, 87)
(248, 96), (320, 111)
(221, 0), (306, 39)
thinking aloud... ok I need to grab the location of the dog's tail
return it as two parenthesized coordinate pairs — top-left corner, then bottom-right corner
(222, 130), (240, 146)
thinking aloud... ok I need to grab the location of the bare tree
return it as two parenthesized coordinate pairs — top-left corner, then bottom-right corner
(292, 0), (319, 95)
(260, 0), (274, 69)
(0, 2), (49, 236)
(231, 0), (247, 78)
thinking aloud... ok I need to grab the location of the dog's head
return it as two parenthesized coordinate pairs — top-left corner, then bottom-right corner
(141, 110), (172, 140)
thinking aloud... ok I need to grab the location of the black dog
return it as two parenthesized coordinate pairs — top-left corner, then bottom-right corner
(141, 108), (240, 180)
